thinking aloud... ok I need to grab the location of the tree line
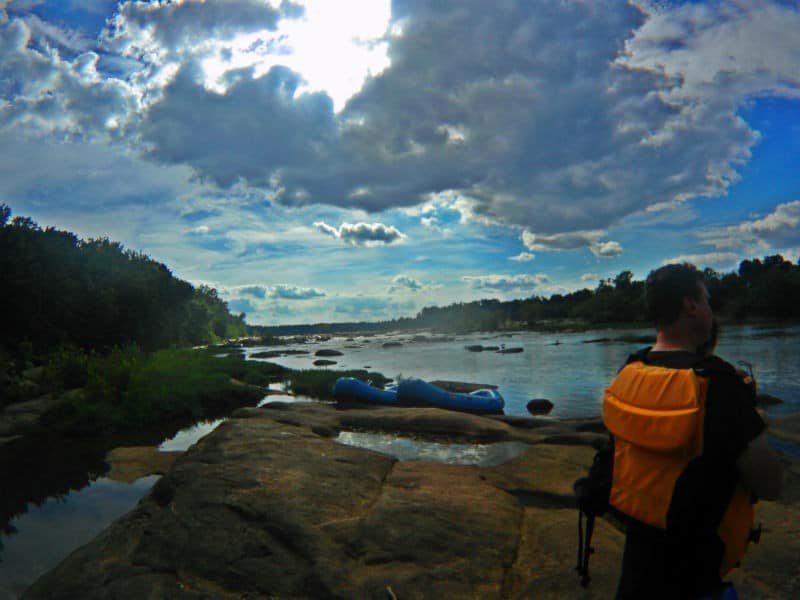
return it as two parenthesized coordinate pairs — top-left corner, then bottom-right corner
(0, 204), (247, 356)
(262, 258), (800, 336)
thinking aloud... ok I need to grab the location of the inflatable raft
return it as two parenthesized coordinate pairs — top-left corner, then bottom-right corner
(398, 378), (505, 414)
(333, 377), (399, 405)
(333, 377), (505, 414)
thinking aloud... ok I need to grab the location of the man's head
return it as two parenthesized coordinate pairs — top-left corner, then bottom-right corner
(646, 263), (712, 342)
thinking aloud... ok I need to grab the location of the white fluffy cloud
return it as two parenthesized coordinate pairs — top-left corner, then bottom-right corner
(314, 221), (405, 246)
(463, 273), (548, 292)
(508, 252), (535, 263)
(662, 252), (740, 268)
(700, 200), (800, 252)
(269, 284), (325, 300)
(522, 230), (623, 256)
(388, 275), (423, 293)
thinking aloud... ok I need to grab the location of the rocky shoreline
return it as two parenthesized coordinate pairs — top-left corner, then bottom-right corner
(22, 402), (800, 599)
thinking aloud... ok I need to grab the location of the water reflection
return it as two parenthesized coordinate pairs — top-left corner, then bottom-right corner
(0, 475), (158, 599)
(336, 431), (529, 467)
(158, 419), (224, 452)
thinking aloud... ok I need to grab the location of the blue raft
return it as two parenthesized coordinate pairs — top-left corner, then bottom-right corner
(398, 378), (505, 414)
(333, 377), (505, 414)
(333, 377), (399, 406)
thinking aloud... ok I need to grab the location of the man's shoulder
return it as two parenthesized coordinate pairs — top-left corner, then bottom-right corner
(692, 355), (740, 381)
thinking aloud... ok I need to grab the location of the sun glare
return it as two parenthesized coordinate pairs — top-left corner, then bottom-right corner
(201, 0), (391, 111)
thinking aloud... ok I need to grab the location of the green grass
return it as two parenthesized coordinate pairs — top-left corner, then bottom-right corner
(286, 369), (390, 400)
(41, 346), (287, 435)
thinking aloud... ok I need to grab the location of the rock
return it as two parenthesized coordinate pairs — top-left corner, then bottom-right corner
(497, 347), (524, 354)
(23, 405), (603, 598)
(314, 349), (343, 357)
(464, 344), (500, 352)
(770, 414), (800, 445)
(527, 399), (555, 415)
(382, 341), (403, 348)
(21, 366), (46, 382)
(24, 403), (799, 599)
(105, 447), (181, 484)
(313, 359), (337, 366)
(249, 350), (282, 358)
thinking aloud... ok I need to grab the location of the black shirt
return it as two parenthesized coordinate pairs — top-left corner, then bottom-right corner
(615, 350), (765, 600)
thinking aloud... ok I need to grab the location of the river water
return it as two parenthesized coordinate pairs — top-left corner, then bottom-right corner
(2, 323), (798, 597)
(249, 323), (800, 418)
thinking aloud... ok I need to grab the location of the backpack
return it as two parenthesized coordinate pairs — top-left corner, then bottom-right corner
(573, 436), (614, 587)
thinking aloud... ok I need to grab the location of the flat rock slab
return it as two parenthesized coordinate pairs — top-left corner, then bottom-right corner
(24, 403), (800, 599)
(105, 447), (182, 484)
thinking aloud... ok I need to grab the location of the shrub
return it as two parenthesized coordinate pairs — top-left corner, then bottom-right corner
(287, 369), (390, 400)
(45, 346), (90, 391)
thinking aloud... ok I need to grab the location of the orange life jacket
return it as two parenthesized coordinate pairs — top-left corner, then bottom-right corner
(603, 360), (755, 575)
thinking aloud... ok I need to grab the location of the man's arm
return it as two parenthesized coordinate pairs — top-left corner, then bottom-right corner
(737, 430), (784, 501)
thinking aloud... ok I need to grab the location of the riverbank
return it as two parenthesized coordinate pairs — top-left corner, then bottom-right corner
(24, 402), (800, 599)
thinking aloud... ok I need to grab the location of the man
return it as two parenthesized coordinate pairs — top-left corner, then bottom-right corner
(604, 263), (783, 599)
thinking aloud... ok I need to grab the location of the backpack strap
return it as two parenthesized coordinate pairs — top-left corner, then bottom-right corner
(575, 507), (595, 587)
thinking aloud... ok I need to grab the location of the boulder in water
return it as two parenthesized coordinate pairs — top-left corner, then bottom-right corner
(527, 399), (554, 415)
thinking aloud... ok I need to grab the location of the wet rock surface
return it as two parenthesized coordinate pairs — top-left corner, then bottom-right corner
(24, 403), (800, 599)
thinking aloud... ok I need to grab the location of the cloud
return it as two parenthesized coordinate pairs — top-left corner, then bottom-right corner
(581, 273), (600, 283)
(103, 0), (288, 60)
(5, 0), (800, 240)
(268, 284), (326, 300)
(388, 275), (424, 293)
(590, 240), (624, 257)
(508, 252), (535, 262)
(314, 221), (405, 246)
(227, 297), (257, 315)
(700, 201), (800, 251)
(238, 285), (267, 299)
(0, 17), (137, 140)
(463, 273), (548, 292)
(662, 252), (741, 269)
(190, 225), (210, 235)
(522, 230), (622, 256)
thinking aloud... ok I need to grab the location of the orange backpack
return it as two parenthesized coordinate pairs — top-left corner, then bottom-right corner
(603, 360), (756, 575)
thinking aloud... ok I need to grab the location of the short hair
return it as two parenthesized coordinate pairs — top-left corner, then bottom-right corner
(646, 263), (705, 329)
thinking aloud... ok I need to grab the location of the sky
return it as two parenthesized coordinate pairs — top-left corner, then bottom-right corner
(1, 0), (799, 326)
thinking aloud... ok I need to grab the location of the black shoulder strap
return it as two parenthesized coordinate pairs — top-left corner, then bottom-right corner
(619, 346), (651, 370)
(692, 354), (737, 374)
(575, 508), (595, 587)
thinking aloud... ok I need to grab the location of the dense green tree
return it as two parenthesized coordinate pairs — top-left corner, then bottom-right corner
(0, 204), (250, 356)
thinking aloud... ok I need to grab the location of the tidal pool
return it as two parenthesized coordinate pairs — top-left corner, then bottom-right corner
(336, 430), (529, 467)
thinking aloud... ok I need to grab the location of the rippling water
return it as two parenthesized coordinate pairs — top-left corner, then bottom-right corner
(249, 323), (800, 418)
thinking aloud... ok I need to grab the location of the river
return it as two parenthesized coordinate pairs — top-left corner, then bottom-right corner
(248, 323), (800, 418)
(1, 323), (798, 597)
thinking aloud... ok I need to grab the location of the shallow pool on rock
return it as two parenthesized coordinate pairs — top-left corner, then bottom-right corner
(335, 431), (529, 467)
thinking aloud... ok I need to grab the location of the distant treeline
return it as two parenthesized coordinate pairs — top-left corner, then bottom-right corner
(260, 257), (800, 336)
(0, 204), (246, 354)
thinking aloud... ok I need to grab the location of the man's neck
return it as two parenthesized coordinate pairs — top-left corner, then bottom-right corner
(651, 329), (697, 353)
